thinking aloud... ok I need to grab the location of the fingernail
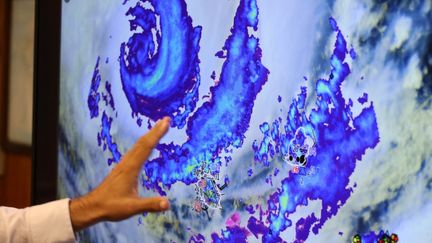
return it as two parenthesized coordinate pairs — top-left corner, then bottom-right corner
(159, 199), (170, 210)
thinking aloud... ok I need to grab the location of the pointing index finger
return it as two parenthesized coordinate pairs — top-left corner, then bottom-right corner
(123, 117), (170, 172)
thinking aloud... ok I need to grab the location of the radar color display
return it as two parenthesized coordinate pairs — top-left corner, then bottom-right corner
(59, 0), (432, 242)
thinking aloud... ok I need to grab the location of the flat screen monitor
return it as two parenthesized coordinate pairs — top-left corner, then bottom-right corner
(33, 0), (432, 242)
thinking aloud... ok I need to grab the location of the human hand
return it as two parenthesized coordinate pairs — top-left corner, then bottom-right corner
(70, 117), (171, 232)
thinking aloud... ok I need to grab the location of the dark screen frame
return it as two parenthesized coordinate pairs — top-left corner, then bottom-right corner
(32, 0), (61, 205)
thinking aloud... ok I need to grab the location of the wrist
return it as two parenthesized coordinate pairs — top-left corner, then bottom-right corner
(69, 194), (104, 232)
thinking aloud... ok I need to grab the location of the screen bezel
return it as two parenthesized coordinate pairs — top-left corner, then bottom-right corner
(32, 0), (61, 205)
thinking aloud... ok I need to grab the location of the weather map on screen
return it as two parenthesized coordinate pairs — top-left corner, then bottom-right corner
(59, 0), (432, 242)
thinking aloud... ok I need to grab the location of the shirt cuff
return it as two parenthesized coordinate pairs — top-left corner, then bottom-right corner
(26, 198), (76, 243)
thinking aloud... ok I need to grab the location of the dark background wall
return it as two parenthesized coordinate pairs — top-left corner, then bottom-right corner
(0, 0), (32, 208)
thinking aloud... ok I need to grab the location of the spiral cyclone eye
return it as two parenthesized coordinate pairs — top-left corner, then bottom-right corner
(120, 0), (202, 128)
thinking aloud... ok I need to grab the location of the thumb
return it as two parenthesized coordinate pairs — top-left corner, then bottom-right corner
(131, 197), (170, 213)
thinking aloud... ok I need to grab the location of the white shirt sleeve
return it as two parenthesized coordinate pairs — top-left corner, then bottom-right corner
(0, 199), (76, 243)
